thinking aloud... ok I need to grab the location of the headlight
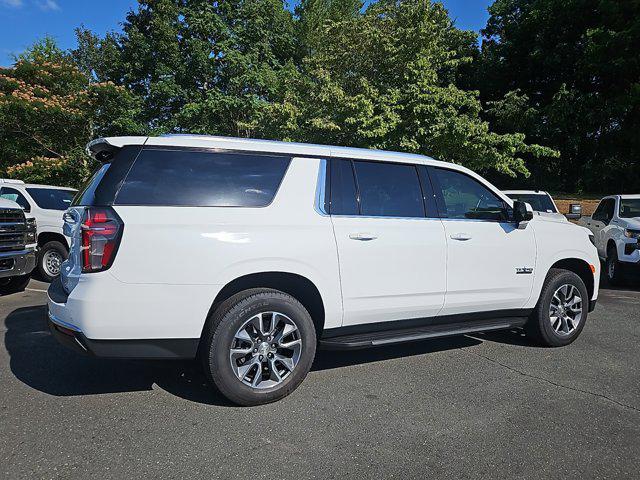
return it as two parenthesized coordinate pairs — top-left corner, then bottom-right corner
(25, 217), (37, 244)
(624, 229), (640, 239)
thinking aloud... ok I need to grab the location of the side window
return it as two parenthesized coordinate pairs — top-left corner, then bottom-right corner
(115, 149), (291, 207)
(592, 201), (606, 221)
(329, 159), (359, 215)
(602, 199), (616, 223)
(0, 187), (31, 212)
(352, 161), (425, 218)
(431, 168), (506, 221)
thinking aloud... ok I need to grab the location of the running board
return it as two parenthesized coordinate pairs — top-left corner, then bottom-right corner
(319, 317), (527, 350)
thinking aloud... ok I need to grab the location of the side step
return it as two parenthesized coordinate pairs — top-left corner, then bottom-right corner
(319, 317), (527, 350)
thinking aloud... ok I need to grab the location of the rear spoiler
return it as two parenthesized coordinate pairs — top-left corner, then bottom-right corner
(86, 137), (148, 162)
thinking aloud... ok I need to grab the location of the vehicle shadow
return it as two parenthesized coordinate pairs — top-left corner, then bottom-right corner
(4, 305), (519, 406)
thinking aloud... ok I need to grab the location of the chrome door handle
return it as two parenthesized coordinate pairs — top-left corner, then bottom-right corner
(450, 233), (472, 241)
(349, 233), (377, 241)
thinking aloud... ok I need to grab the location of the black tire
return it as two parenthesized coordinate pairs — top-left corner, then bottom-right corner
(37, 240), (68, 282)
(0, 274), (31, 295)
(525, 268), (589, 347)
(201, 288), (317, 406)
(605, 244), (624, 286)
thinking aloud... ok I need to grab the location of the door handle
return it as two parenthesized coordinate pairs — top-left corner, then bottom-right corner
(349, 233), (377, 241)
(450, 233), (472, 241)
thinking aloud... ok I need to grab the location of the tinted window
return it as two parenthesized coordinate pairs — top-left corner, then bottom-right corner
(505, 193), (557, 213)
(603, 198), (616, 221)
(592, 200), (606, 220)
(26, 188), (75, 210)
(620, 198), (640, 218)
(432, 168), (506, 221)
(329, 159), (359, 215)
(0, 187), (31, 212)
(116, 149), (290, 207)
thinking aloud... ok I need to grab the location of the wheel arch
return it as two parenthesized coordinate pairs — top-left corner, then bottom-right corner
(207, 271), (326, 338)
(37, 231), (69, 250)
(550, 258), (594, 301)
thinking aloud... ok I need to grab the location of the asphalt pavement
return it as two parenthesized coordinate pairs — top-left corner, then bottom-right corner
(1, 279), (639, 479)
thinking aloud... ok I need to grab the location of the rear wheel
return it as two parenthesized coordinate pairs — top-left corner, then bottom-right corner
(0, 274), (31, 295)
(605, 245), (624, 286)
(37, 241), (68, 282)
(201, 288), (317, 406)
(526, 268), (588, 347)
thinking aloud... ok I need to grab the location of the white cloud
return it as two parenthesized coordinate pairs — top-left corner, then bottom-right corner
(37, 0), (60, 11)
(1, 0), (24, 8)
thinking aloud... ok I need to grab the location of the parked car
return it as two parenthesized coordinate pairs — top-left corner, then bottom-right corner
(577, 195), (640, 284)
(48, 135), (600, 406)
(0, 179), (77, 281)
(503, 190), (568, 221)
(0, 197), (37, 295)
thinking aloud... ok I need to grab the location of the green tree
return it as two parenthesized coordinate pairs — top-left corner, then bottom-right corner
(0, 37), (143, 186)
(272, 0), (556, 177)
(479, 0), (640, 192)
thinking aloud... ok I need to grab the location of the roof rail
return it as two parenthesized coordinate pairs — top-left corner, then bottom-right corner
(0, 179), (25, 184)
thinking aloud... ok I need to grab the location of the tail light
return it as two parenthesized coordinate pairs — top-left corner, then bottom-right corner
(81, 207), (123, 273)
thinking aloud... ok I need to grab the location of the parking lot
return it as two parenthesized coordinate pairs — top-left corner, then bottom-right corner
(1, 279), (639, 479)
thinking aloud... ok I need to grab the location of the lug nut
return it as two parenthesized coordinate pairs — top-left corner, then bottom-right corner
(259, 355), (263, 361)
(271, 343), (276, 348)
(253, 348), (258, 353)
(268, 353), (273, 358)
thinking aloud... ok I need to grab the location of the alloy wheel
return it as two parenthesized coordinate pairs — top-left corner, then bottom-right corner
(549, 284), (583, 336)
(229, 311), (303, 389)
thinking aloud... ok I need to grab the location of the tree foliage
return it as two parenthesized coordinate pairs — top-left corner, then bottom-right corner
(2, 0), (563, 186)
(478, 0), (640, 193)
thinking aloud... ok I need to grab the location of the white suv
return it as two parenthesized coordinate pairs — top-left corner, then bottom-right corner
(577, 195), (640, 284)
(0, 179), (77, 281)
(48, 135), (600, 406)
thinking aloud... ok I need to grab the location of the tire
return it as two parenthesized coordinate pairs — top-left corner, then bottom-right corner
(525, 268), (589, 347)
(37, 241), (68, 282)
(605, 244), (624, 286)
(0, 274), (31, 295)
(201, 288), (317, 406)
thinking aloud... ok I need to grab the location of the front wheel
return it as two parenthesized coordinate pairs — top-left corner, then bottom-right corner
(201, 288), (317, 406)
(605, 245), (624, 286)
(525, 268), (589, 347)
(37, 241), (68, 282)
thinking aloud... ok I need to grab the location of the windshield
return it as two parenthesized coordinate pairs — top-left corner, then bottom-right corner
(26, 188), (76, 210)
(506, 193), (557, 213)
(619, 198), (640, 218)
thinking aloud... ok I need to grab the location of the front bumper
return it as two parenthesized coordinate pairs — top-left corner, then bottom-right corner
(0, 248), (36, 279)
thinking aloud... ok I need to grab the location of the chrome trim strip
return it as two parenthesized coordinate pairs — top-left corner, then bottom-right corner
(48, 311), (83, 333)
(0, 248), (34, 258)
(314, 158), (329, 216)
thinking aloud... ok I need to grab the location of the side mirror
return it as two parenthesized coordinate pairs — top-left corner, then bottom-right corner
(513, 200), (533, 226)
(565, 203), (582, 220)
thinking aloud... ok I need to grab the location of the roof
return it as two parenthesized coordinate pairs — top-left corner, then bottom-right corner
(0, 179), (76, 191)
(90, 135), (448, 167)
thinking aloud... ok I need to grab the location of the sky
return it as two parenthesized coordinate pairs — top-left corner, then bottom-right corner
(0, 0), (493, 67)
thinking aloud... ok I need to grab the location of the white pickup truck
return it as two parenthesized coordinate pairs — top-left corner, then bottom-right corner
(577, 195), (640, 284)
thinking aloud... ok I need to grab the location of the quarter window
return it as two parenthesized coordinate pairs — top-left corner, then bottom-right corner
(352, 161), (425, 218)
(431, 168), (507, 221)
(115, 149), (291, 207)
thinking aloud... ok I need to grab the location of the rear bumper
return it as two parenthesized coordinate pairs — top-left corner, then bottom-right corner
(47, 278), (199, 359)
(47, 313), (199, 359)
(0, 248), (35, 279)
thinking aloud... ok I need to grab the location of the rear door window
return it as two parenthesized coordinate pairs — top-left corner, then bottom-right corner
(115, 148), (291, 207)
(329, 159), (359, 215)
(352, 161), (425, 218)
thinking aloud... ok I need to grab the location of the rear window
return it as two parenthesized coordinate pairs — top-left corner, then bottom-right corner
(115, 148), (290, 207)
(26, 188), (75, 210)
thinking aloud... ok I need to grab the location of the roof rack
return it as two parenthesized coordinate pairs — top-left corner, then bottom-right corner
(0, 179), (25, 184)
